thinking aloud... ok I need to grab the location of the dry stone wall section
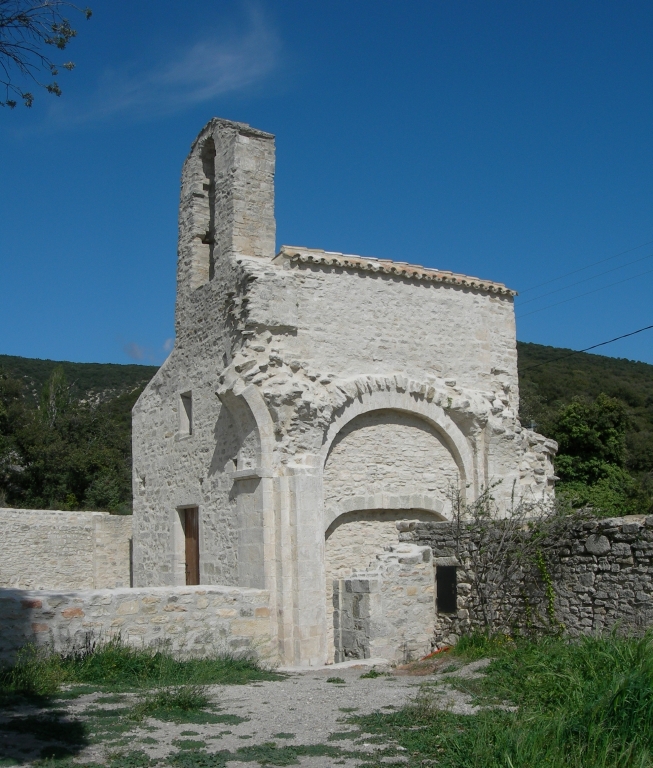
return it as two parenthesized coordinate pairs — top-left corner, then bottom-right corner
(402, 514), (653, 646)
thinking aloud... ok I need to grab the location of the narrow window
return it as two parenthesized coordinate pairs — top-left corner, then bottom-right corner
(436, 566), (457, 614)
(200, 139), (216, 281)
(184, 507), (200, 586)
(180, 392), (193, 435)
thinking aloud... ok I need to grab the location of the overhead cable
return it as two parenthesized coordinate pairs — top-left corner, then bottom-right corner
(520, 238), (653, 294)
(520, 324), (653, 372)
(517, 266), (653, 319)
(518, 251), (653, 307)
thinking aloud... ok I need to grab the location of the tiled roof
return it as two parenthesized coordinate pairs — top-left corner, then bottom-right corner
(274, 246), (517, 296)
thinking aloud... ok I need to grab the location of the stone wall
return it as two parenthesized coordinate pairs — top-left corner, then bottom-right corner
(0, 585), (272, 663)
(0, 509), (132, 590)
(333, 543), (435, 664)
(402, 515), (653, 645)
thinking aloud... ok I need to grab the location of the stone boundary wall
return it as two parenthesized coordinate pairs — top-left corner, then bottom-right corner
(0, 508), (132, 590)
(0, 586), (273, 663)
(401, 514), (653, 646)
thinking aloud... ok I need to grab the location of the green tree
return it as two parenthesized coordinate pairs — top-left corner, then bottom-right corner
(0, 366), (135, 513)
(549, 394), (650, 515)
(0, 0), (91, 108)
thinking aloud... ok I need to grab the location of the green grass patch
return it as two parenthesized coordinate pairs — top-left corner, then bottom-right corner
(272, 733), (295, 739)
(0, 639), (279, 703)
(326, 677), (345, 684)
(355, 632), (653, 767)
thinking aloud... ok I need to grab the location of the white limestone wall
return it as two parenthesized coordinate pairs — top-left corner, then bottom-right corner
(245, 259), (519, 407)
(333, 544), (435, 664)
(0, 509), (131, 590)
(0, 585), (273, 663)
(323, 409), (460, 518)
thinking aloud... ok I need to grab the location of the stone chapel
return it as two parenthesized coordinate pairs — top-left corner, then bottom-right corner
(132, 117), (557, 666)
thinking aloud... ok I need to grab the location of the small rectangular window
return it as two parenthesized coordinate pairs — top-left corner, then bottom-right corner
(436, 566), (457, 614)
(180, 392), (193, 435)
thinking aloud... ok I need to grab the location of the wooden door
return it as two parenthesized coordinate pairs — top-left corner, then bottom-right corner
(184, 508), (200, 585)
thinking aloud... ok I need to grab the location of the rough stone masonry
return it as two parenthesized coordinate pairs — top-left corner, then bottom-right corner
(131, 117), (557, 667)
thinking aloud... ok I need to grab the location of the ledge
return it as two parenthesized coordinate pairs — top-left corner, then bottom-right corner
(229, 468), (274, 481)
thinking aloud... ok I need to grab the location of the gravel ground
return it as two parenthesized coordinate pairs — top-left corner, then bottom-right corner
(0, 659), (485, 766)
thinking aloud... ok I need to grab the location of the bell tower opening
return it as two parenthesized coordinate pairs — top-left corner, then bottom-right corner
(200, 138), (216, 281)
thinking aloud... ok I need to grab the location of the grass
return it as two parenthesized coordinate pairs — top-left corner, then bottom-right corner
(326, 677), (345, 684)
(0, 638), (280, 703)
(354, 632), (653, 767)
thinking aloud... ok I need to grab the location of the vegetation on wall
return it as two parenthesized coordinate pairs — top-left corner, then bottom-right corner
(0, 344), (652, 514)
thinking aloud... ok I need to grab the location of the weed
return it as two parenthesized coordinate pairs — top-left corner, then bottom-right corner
(173, 739), (207, 750)
(327, 730), (360, 741)
(132, 685), (209, 718)
(359, 668), (382, 679)
(0, 638), (279, 702)
(326, 677), (345, 684)
(272, 733), (295, 739)
(180, 730), (200, 736)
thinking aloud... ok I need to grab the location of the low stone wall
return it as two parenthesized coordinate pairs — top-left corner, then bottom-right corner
(333, 543), (435, 664)
(0, 586), (273, 663)
(402, 514), (653, 645)
(0, 508), (132, 590)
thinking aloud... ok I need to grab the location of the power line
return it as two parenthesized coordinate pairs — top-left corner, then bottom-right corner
(520, 323), (653, 372)
(518, 250), (653, 307)
(520, 239), (653, 294)
(517, 266), (653, 319)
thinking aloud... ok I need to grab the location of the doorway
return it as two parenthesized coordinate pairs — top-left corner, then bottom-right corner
(184, 507), (200, 585)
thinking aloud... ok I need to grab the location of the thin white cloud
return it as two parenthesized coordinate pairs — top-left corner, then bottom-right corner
(163, 338), (174, 353)
(51, 5), (279, 124)
(124, 342), (146, 361)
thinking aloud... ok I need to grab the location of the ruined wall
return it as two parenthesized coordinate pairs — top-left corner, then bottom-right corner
(403, 515), (653, 645)
(333, 544), (435, 664)
(0, 509), (132, 590)
(0, 585), (272, 663)
(325, 510), (442, 663)
(133, 118), (276, 589)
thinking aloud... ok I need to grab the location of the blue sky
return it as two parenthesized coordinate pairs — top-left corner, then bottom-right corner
(1, 0), (652, 366)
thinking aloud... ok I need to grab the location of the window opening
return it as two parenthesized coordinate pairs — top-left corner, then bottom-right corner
(184, 507), (200, 586)
(200, 139), (216, 280)
(436, 566), (457, 614)
(180, 392), (193, 435)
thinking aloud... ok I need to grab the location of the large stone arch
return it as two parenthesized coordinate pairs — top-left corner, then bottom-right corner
(320, 382), (476, 533)
(320, 384), (471, 663)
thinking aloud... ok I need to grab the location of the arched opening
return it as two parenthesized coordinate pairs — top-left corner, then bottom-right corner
(325, 508), (444, 664)
(322, 408), (458, 662)
(200, 138), (217, 281)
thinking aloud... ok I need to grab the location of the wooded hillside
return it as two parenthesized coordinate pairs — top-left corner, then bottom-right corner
(0, 344), (651, 514)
